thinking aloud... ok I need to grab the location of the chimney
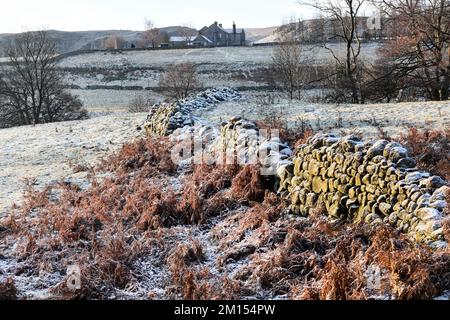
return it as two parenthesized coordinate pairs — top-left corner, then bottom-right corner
(214, 21), (218, 26)
(233, 22), (237, 35)
(219, 23), (223, 28)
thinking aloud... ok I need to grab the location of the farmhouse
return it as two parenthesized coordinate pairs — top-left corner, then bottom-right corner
(199, 22), (246, 46)
(192, 34), (214, 47)
(167, 22), (246, 48)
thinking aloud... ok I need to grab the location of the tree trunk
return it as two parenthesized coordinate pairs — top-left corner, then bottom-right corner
(442, 47), (450, 100)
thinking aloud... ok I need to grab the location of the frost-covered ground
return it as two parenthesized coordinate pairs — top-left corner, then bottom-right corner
(1, 97), (448, 217)
(71, 89), (164, 111)
(0, 91), (448, 300)
(60, 44), (380, 69)
(196, 97), (450, 139)
(0, 113), (146, 215)
(60, 44), (380, 110)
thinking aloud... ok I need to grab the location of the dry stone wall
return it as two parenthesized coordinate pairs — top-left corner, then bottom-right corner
(144, 103), (183, 136)
(211, 117), (293, 173)
(143, 87), (448, 247)
(169, 116), (293, 173)
(144, 87), (241, 137)
(277, 133), (449, 246)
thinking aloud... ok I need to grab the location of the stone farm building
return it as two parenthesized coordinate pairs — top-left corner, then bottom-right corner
(199, 22), (246, 47)
(168, 22), (246, 48)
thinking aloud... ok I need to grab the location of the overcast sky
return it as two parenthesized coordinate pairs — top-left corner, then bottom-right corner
(0, 0), (327, 33)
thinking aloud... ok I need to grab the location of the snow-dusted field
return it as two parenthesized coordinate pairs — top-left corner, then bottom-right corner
(1, 97), (448, 216)
(197, 98), (450, 139)
(72, 89), (161, 111)
(60, 43), (380, 69)
(60, 44), (381, 110)
(0, 113), (146, 215)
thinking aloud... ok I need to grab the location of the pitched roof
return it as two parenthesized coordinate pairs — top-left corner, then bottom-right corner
(194, 34), (213, 43)
(209, 23), (245, 34)
(169, 36), (196, 42)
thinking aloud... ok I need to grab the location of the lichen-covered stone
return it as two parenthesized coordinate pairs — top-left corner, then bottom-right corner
(144, 87), (241, 137)
(379, 202), (392, 216)
(277, 133), (448, 246)
(421, 176), (447, 189)
(367, 140), (389, 159)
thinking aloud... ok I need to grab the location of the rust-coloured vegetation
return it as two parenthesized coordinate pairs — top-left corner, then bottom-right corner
(256, 118), (314, 149)
(398, 128), (450, 181)
(0, 277), (17, 300)
(0, 133), (449, 300)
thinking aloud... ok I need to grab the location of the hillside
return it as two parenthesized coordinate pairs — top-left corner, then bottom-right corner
(0, 26), (277, 57)
(57, 43), (380, 110)
(0, 27), (197, 56)
(245, 26), (279, 42)
(0, 93), (449, 299)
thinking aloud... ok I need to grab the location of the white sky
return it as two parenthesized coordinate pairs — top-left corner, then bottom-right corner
(0, 0), (324, 33)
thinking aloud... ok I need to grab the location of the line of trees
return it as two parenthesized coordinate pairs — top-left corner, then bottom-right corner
(140, 19), (170, 49)
(272, 0), (449, 103)
(372, 0), (450, 101)
(0, 30), (87, 128)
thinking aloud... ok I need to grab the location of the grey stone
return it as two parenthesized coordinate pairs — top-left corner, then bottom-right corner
(416, 208), (442, 221)
(367, 140), (389, 159)
(397, 157), (417, 169)
(420, 176), (447, 189)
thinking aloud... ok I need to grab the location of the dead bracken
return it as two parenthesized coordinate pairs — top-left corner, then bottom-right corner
(0, 129), (449, 300)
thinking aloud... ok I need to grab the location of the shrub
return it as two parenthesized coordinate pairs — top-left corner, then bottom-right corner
(231, 165), (268, 203)
(0, 278), (17, 300)
(398, 128), (450, 180)
(158, 63), (202, 100)
(128, 95), (152, 113)
(99, 136), (177, 175)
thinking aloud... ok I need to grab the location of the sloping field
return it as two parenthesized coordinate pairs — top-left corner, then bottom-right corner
(0, 113), (146, 215)
(56, 44), (382, 110)
(1, 99), (448, 217)
(196, 100), (450, 138)
(59, 43), (380, 69)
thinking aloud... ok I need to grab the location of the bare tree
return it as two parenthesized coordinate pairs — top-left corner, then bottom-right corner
(374, 0), (450, 101)
(158, 63), (202, 100)
(140, 19), (169, 48)
(128, 95), (152, 113)
(0, 30), (87, 128)
(309, 15), (327, 43)
(179, 23), (197, 47)
(277, 16), (307, 43)
(363, 39), (408, 102)
(271, 34), (305, 100)
(104, 35), (125, 50)
(299, 0), (366, 103)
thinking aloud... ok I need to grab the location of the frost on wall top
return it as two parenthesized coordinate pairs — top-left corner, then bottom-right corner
(277, 133), (449, 247)
(144, 87), (241, 136)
